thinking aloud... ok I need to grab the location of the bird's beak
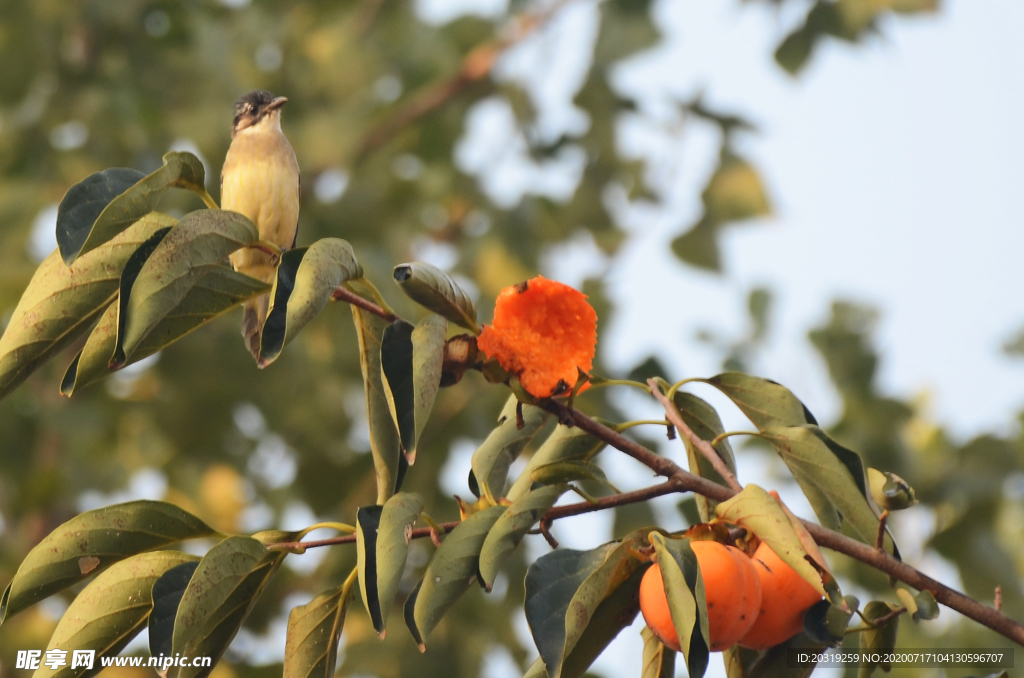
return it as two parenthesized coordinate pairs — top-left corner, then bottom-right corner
(267, 96), (288, 111)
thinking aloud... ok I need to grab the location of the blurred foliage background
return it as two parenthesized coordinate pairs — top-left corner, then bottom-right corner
(1, 0), (1021, 677)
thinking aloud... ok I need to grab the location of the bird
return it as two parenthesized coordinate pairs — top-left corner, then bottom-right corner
(221, 89), (300, 360)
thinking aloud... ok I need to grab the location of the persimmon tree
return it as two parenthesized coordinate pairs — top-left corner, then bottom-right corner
(0, 158), (1018, 678)
(3, 2), (1020, 678)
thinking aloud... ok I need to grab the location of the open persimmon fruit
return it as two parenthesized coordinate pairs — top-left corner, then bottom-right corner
(639, 540), (762, 652)
(738, 540), (823, 649)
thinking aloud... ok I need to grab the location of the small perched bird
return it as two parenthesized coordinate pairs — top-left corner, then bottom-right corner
(221, 89), (300, 359)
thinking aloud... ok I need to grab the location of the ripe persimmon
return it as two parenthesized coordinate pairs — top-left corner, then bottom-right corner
(738, 540), (823, 650)
(640, 541), (762, 652)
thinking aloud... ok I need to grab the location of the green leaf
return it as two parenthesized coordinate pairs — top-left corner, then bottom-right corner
(867, 468), (918, 511)
(641, 626), (676, 678)
(65, 152), (208, 265)
(470, 396), (550, 503)
(911, 590), (938, 621)
(393, 262), (478, 333)
(558, 564), (647, 678)
(56, 167), (146, 265)
(713, 485), (834, 599)
(259, 238), (363, 367)
(170, 536), (285, 678)
(356, 493), (424, 636)
(284, 585), (353, 678)
(116, 209), (259, 364)
(649, 533), (710, 678)
(381, 320), (416, 459)
(702, 372), (817, 429)
(149, 561), (201, 659)
(803, 597), (855, 646)
(0, 213), (176, 401)
(671, 215), (720, 271)
(738, 632), (824, 678)
(478, 484), (569, 590)
(528, 460), (612, 488)
(62, 265), (269, 395)
(33, 551), (199, 678)
(857, 601), (900, 678)
(506, 424), (605, 502)
(520, 565), (648, 678)
(409, 314), (447, 462)
(702, 154), (771, 224)
(673, 392), (737, 521)
(759, 425), (896, 554)
(524, 529), (651, 678)
(352, 306), (403, 504)
(405, 505), (506, 649)
(1, 500), (214, 624)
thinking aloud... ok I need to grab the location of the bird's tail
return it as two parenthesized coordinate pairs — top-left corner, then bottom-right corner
(232, 253), (278, 363)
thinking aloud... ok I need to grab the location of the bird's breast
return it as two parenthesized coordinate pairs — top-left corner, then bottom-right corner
(222, 128), (300, 277)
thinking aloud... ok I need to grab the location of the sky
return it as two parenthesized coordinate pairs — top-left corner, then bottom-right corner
(437, 0), (1024, 675)
(445, 0), (1024, 442)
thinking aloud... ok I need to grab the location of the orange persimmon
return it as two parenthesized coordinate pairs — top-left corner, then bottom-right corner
(738, 540), (823, 650)
(640, 541), (762, 652)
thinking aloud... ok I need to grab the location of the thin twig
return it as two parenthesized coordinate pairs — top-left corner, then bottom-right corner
(875, 509), (889, 551)
(996, 586), (1003, 612)
(870, 606), (907, 629)
(352, 0), (575, 162)
(647, 378), (743, 493)
(538, 518), (559, 548)
(331, 285), (399, 323)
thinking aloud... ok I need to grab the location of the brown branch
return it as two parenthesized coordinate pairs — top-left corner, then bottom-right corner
(270, 480), (682, 552)
(331, 285), (399, 323)
(352, 2), (574, 162)
(266, 377), (1024, 645)
(534, 398), (1024, 647)
(538, 518), (559, 548)
(868, 606), (907, 629)
(648, 378), (743, 493)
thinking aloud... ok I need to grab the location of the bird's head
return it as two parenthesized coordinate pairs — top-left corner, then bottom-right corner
(232, 89), (288, 136)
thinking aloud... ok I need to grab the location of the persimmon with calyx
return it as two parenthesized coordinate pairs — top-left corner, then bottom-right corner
(640, 540), (762, 652)
(738, 540), (823, 650)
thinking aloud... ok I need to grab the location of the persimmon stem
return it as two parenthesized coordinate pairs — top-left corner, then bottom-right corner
(248, 239), (283, 261)
(648, 378), (743, 493)
(331, 285), (399, 323)
(665, 377), (703, 400)
(195, 187), (220, 210)
(297, 521), (357, 539)
(587, 376), (652, 393)
(708, 430), (763, 448)
(613, 419), (671, 432)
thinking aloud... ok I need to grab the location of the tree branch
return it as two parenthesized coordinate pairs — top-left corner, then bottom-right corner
(270, 479), (684, 552)
(265, 351), (1024, 645)
(352, 1), (574, 162)
(648, 378), (743, 492)
(536, 397), (1024, 647)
